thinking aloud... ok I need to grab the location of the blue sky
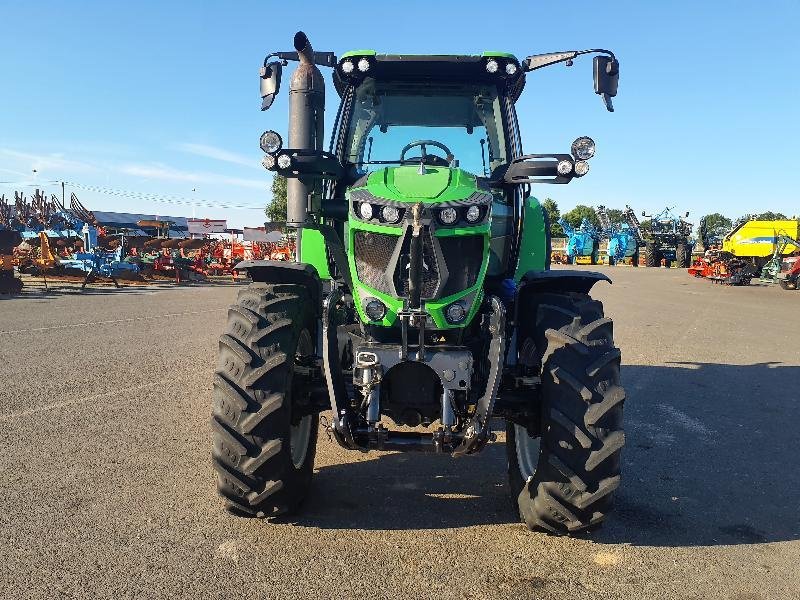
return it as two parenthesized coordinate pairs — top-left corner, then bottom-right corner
(1, 1), (798, 228)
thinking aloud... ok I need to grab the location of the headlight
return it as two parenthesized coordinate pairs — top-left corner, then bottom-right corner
(357, 58), (370, 72)
(485, 59), (499, 73)
(571, 136), (596, 160)
(465, 205), (481, 223)
(445, 302), (467, 324)
(574, 161), (590, 177)
(358, 202), (374, 220)
(261, 154), (276, 170)
(341, 60), (354, 74)
(364, 298), (386, 321)
(505, 63), (518, 75)
(556, 159), (573, 175)
(259, 130), (282, 154)
(438, 207), (458, 225)
(381, 205), (401, 223)
(276, 154), (292, 169)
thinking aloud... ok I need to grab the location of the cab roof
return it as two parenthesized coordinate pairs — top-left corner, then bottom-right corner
(333, 51), (526, 102)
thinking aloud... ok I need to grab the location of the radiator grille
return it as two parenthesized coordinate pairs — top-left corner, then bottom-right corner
(438, 235), (484, 297)
(353, 230), (397, 295)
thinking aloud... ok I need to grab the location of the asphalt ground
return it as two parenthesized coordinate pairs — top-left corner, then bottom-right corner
(1, 267), (798, 599)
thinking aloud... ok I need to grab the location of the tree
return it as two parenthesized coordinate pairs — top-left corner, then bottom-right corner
(265, 175), (287, 223)
(752, 211), (788, 221)
(540, 197), (563, 237)
(605, 208), (625, 225)
(700, 212), (732, 233)
(562, 204), (600, 229)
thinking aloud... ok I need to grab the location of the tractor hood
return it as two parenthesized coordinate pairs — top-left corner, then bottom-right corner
(345, 165), (493, 330)
(356, 165), (485, 203)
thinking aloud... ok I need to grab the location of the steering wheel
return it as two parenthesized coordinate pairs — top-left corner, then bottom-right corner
(400, 140), (455, 167)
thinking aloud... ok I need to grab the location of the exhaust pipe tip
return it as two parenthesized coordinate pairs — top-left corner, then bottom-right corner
(293, 31), (308, 51)
(293, 31), (313, 64)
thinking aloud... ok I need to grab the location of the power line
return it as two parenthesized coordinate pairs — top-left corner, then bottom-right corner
(0, 179), (267, 211)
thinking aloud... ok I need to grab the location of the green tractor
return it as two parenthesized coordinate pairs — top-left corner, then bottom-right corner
(212, 32), (624, 534)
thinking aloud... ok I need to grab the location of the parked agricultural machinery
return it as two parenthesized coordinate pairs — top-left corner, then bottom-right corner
(641, 207), (693, 267)
(596, 205), (642, 265)
(689, 220), (800, 286)
(558, 217), (602, 264)
(723, 219), (800, 275)
(760, 233), (800, 288)
(0, 194), (24, 294)
(1, 196), (23, 294)
(777, 254), (800, 290)
(211, 31), (625, 535)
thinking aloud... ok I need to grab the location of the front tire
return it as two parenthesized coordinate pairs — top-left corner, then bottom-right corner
(645, 242), (659, 267)
(212, 283), (319, 517)
(508, 292), (625, 534)
(675, 242), (690, 268)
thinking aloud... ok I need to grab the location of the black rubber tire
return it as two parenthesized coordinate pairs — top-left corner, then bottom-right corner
(508, 292), (625, 535)
(0, 275), (23, 295)
(590, 247), (600, 265)
(211, 282), (319, 517)
(675, 242), (690, 269)
(645, 242), (659, 267)
(779, 278), (798, 290)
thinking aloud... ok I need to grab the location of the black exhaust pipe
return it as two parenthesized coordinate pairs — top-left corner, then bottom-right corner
(286, 31), (326, 228)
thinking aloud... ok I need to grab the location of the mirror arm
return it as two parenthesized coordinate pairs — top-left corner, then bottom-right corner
(523, 48), (615, 72)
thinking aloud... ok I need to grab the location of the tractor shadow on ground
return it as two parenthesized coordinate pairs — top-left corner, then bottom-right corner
(292, 435), (517, 530)
(591, 362), (800, 547)
(291, 362), (800, 544)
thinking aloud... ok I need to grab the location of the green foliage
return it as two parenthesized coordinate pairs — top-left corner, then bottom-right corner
(562, 204), (600, 229)
(700, 212), (732, 234)
(751, 211), (789, 221)
(605, 208), (624, 225)
(540, 197), (563, 236)
(265, 175), (287, 223)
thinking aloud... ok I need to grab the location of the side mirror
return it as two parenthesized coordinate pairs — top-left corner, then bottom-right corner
(259, 61), (283, 111)
(593, 56), (619, 112)
(685, 212), (690, 218)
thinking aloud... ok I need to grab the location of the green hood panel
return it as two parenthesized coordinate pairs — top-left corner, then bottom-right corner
(362, 166), (480, 203)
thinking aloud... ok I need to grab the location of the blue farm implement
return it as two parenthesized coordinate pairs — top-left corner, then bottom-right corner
(559, 217), (602, 264)
(641, 206), (693, 268)
(597, 205), (642, 265)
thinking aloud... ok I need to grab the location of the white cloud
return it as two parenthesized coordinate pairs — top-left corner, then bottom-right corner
(175, 143), (257, 168)
(0, 148), (100, 174)
(120, 163), (266, 190)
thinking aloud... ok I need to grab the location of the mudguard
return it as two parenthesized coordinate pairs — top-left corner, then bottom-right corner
(235, 260), (322, 315)
(517, 269), (611, 297)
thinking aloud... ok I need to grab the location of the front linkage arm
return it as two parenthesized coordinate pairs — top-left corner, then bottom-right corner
(453, 296), (506, 457)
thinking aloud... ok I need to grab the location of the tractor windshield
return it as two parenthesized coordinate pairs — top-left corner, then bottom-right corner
(343, 79), (508, 177)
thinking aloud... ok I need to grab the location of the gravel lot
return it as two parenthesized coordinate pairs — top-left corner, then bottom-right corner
(1, 267), (798, 599)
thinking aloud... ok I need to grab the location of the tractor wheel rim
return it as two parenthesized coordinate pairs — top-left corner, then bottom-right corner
(514, 424), (540, 481)
(290, 415), (313, 469)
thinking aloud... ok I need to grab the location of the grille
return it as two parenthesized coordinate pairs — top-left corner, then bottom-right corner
(354, 230), (397, 295)
(354, 229), (483, 301)
(438, 235), (484, 297)
(393, 230), (440, 299)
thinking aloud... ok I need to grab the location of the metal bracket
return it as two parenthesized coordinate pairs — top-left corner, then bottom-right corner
(452, 296), (506, 457)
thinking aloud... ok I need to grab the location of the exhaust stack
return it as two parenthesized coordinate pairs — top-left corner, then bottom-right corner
(287, 31), (326, 227)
